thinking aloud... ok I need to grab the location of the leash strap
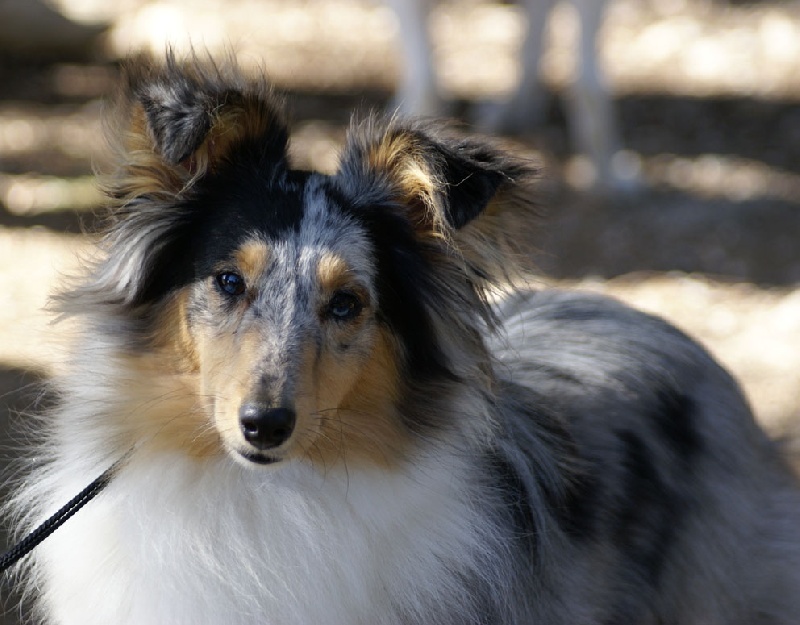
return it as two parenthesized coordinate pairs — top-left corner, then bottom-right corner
(0, 457), (124, 574)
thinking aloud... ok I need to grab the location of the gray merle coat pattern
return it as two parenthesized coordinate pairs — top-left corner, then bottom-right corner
(8, 53), (800, 624)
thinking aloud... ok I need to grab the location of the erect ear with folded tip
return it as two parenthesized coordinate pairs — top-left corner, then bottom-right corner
(136, 78), (216, 168)
(336, 119), (536, 237)
(62, 54), (294, 315)
(107, 53), (290, 202)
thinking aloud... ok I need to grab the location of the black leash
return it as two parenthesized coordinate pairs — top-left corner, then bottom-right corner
(0, 454), (128, 574)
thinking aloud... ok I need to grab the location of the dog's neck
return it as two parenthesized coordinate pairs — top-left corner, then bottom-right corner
(40, 445), (507, 625)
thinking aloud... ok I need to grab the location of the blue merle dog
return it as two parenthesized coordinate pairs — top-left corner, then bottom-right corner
(8, 53), (800, 625)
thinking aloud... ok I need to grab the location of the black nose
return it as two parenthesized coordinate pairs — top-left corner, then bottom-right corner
(239, 404), (296, 450)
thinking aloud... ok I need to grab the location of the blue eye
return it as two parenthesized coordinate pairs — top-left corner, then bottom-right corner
(327, 291), (362, 321)
(216, 272), (246, 297)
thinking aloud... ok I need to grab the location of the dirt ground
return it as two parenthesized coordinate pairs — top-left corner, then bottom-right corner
(1, 0), (800, 620)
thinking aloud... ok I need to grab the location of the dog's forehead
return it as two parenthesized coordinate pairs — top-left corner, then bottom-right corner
(241, 172), (374, 281)
(297, 174), (364, 248)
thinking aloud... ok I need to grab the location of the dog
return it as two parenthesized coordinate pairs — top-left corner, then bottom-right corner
(386, 0), (630, 191)
(7, 53), (800, 624)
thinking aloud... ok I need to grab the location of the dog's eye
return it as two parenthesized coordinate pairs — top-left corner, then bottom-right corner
(326, 291), (362, 321)
(216, 272), (246, 297)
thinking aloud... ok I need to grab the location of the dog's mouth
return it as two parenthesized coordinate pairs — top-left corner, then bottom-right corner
(238, 450), (282, 466)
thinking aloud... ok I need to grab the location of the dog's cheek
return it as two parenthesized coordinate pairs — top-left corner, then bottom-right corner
(304, 325), (410, 468)
(317, 348), (365, 415)
(190, 318), (249, 448)
(289, 326), (362, 438)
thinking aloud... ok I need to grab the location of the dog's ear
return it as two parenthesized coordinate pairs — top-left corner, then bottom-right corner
(55, 54), (291, 315)
(107, 52), (289, 202)
(336, 118), (535, 235)
(335, 118), (538, 285)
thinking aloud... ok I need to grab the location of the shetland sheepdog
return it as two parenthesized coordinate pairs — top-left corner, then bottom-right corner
(8, 53), (800, 624)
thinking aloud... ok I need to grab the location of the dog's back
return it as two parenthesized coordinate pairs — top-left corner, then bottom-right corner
(492, 289), (800, 623)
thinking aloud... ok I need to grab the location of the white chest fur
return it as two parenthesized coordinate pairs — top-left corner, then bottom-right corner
(36, 452), (498, 625)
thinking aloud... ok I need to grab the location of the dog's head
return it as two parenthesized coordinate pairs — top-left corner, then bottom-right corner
(65, 53), (537, 468)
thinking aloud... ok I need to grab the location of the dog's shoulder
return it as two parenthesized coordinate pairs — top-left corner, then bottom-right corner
(490, 288), (770, 470)
(488, 289), (800, 620)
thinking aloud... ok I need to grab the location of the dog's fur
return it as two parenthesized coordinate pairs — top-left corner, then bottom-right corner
(8, 54), (800, 624)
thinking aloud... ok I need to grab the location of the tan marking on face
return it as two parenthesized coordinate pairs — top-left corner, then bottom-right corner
(316, 253), (372, 333)
(116, 354), (220, 459)
(152, 289), (200, 374)
(134, 283), (269, 460)
(195, 316), (268, 454)
(317, 253), (352, 293)
(294, 326), (409, 469)
(234, 240), (271, 283)
(111, 289), (222, 459)
(156, 264), (406, 469)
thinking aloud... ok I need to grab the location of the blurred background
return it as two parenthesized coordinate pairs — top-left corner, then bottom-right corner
(1, 0), (799, 620)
